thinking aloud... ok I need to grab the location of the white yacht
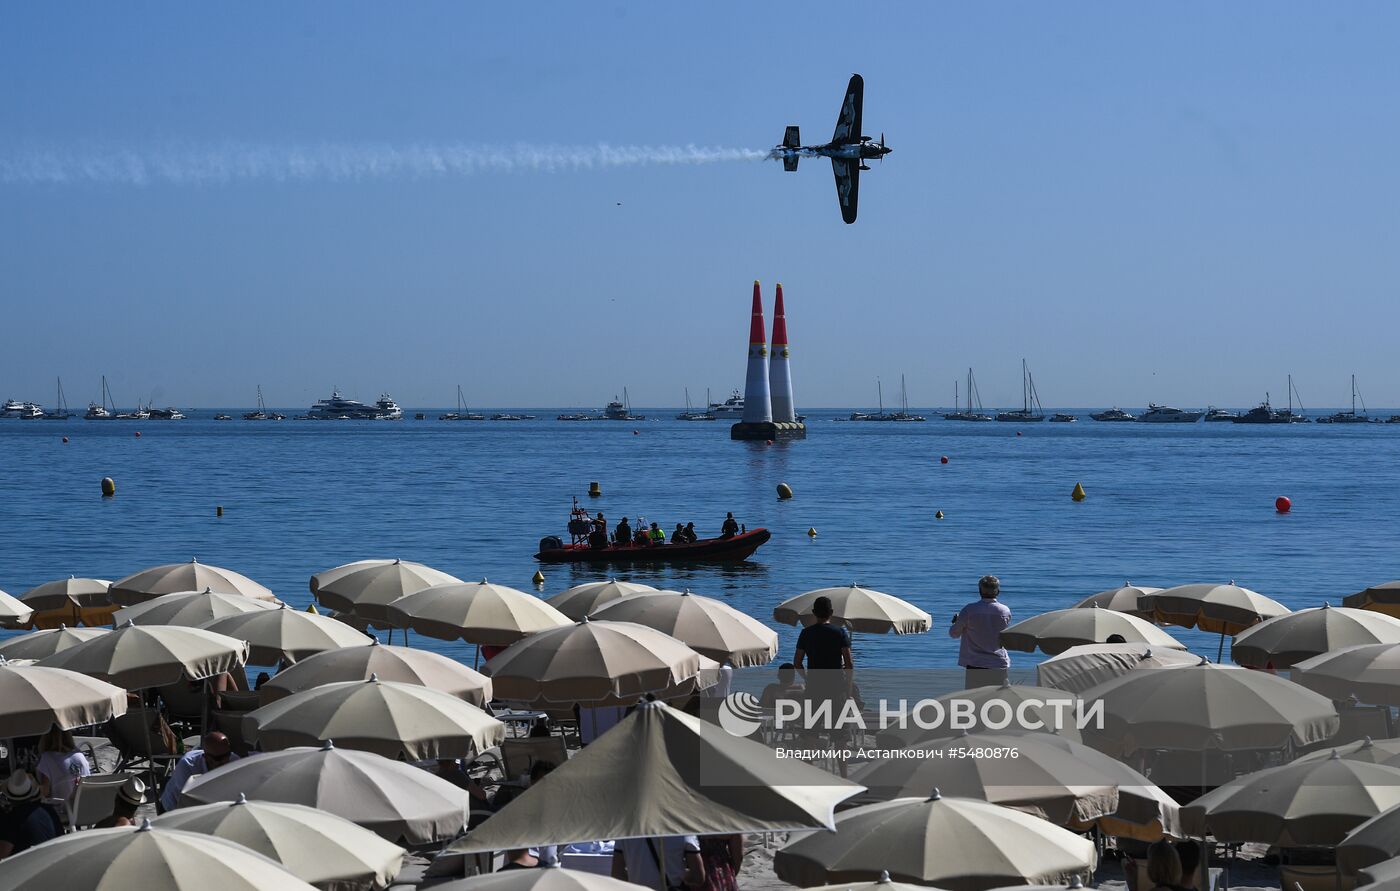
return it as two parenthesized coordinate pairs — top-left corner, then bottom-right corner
(1137, 404), (1204, 423)
(1, 399), (24, 416)
(85, 402), (111, 420)
(307, 389), (380, 420)
(15, 402), (44, 420)
(148, 407), (186, 420)
(374, 394), (404, 420)
(708, 390), (745, 417)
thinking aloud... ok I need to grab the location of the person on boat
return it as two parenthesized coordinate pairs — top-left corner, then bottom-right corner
(613, 517), (631, 546)
(671, 523), (687, 543)
(634, 527), (650, 547)
(683, 522), (698, 543)
(949, 575), (1012, 689)
(720, 512), (739, 538)
(649, 522), (666, 545)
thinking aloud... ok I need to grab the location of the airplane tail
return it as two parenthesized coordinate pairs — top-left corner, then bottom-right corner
(783, 126), (801, 149)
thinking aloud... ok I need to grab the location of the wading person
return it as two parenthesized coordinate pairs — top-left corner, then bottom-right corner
(950, 575), (1011, 689)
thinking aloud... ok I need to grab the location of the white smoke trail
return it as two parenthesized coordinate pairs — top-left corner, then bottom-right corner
(0, 142), (770, 186)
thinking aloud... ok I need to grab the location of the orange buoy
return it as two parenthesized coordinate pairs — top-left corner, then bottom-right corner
(1275, 496), (1292, 514)
(940, 455), (949, 464)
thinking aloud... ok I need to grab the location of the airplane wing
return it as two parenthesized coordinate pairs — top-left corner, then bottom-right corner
(832, 157), (859, 224)
(831, 74), (864, 145)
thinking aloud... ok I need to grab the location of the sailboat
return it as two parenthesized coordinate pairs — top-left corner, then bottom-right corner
(944, 369), (993, 421)
(439, 385), (485, 421)
(676, 387), (715, 421)
(43, 378), (72, 420)
(603, 387), (644, 421)
(995, 360), (1045, 422)
(853, 376), (924, 421)
(1280, 375), (1310, 424)
(85, 377), (114, 419)
(1317, 374), (1378, 424)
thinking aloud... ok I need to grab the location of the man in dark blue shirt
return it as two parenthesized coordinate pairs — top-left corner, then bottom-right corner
(0, 771), (62, 860)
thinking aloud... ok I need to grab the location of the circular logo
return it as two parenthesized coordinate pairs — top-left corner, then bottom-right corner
(718, 691), (765, 738)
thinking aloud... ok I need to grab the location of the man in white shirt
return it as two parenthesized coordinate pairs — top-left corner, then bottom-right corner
(612, 835), (704, 890)
(158, 732), (239, 812)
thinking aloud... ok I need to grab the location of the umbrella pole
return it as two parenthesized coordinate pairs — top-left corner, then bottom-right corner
(137, 689), (160, 802)
(475, 645), (480, 670)
(1216, 631), (1225, 662)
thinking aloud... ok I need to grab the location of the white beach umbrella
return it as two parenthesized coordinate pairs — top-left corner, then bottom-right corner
(114, 589), (279, 627)
(1138, 582), (1290, 659)
(36, 621), (249, 689)
(1294, 643), (1400, 706)
(310, 558), (462, 621)
(1232, 605), (1400, 669)
(592, 590), (778, 666)
(1036, 643), (1199, 695)
(0, 626), (110, 661)
(1071, 583), (1160, 617)
(152, 794), (406, 891)
(180, 741), (471, 845)
(546, 579), (657, 621)
(110, 558), (276, 606)
(0, 588), (34, 628)
(257, 639), (491, 707)
(13, 577), (115, 628)
(202, 604), (373, 664)
(384, 579), (570, 646)
(417, 864), (669, 891)
(0, 659), (128, 736)
(773, 585), (931, 634)
(1001, 607), (1185, 656)
(1343, 580), (1400, 618)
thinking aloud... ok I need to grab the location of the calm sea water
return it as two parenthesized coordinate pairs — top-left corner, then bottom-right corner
(2, 410), (1399, 669)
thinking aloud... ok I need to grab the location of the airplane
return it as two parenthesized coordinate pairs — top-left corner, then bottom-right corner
(770, 74), (890, 224)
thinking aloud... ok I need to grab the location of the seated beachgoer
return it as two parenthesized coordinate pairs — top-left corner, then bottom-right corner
(158, 731), (238, 812)
(0, 772), (63, 860)
(613, 835), (704, 889)
(96, 776), (147, 828)
(499, 849), (539, 870)
(35, 725), (90, 806)
(1172, 840), (1202, 891)
(760, 663), (804, 708)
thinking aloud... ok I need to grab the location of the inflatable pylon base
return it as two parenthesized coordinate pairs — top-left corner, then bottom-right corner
(731, 421), (807, 441)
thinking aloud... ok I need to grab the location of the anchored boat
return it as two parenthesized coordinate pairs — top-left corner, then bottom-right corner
(536, 501), (770, 564)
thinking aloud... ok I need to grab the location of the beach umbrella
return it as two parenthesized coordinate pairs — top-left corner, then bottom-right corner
(36, 621), (249, 688)
(1361, 859), (1400, 888)
(416, 865), (661, 891)
(152, 794), (406, 891)
(201, 604), (373, 665)
(483, 619), (701, 704)
(1083, 662), (1339, 757)
(1341, 805), (1400, 877)
(849, 732), (1120, 825)
(1137, 582), (1290, 658)
(448, 700), (861, 855)
(1294, 643), (1400, 706)
(12, 577), (115, 628)
(0, 821), (317, 891)
(1296, 736), (1400, 765)
(878, 683), (1084, 748)
(257, 639), (491, 707)
(0, 588), (34, 628)
(547, 579), (657, 621)
(0, 625), (110, 661)
(1344, 580), (1400, 618)
(773, 585), (931, 634)
(310, 558), (462, 621)
(246, 677), (505, 759)
(383, 579), (570, 645)
(1001, 607), (1185, 656)
(772, 791), (1096, 891)
(180, 740), (470, 845)
(1071, 583), (1160, 617)
(1024, 732), (1185, 842)
(114, 588), (280, 627)
(1036, 643), (1199, 695)
(1232, 605), (1400, 669)
(591, 590), (778, 666)
(0, 660), (128, 736)
(1184, 753), (1400, 846)
(110, 558), (276, 606)
(796, 874), (933, 891)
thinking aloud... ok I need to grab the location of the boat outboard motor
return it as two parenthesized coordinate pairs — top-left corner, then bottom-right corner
(539, 536), (563, 553)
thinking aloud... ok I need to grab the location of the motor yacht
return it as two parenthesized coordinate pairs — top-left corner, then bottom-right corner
(1090, 408), (1136, 422)
(708, 390), (745, 417)
(1137, 404), (1204, 423)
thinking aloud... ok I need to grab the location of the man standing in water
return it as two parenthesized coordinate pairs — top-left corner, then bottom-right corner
(950, 575), (1012, 689)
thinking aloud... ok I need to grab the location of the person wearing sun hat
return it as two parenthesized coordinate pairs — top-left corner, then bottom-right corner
(0, 771), (63, 859)
(97, 776), (148, 828)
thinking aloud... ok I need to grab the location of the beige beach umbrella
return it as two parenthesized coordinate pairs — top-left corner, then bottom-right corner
(1344, 580), (1400, 618)
(180, 741), (470, 845)
(772, 792), (1096, 891)
(483, 619), (701, 704)
(1361, 859), (1400, 888)
(417, 865), (666, 891)
(1232, 605), (1400, 669)
(114, 588), (280, 627)
(592, 590), (778, 666)
(202, 604), (373, 665)
(1184, 753), (1400, 846)
(1036, 643), (1200, 695)
(246, 677), (505, 759)
(799, 874), (934, 891)
(0, 625), (110, 661)
(0, 821), (316, 891)
(878, 683), (1084, 748)
(1072, 583), (1160, 617)
(0, 660), (128, 736)
(1083, 662), (1339, 757)
(1296, 736), (1400, 765)
(849, 732), (1120, 825)
(1137, 581), (1289, 642)
(36, 621), (249, 688)
(1341, 805), (1400, 877)
(546, 578), (657, 621)
(14, 577), (115, 628)
(0, 588), (34, 628)
(384, 579), (570, 645)
(449, 700), (861, 855)
(257, 639), (490, 707)
(110, 558), (276, 606)
(1294, 643), (1400, 706)
(773, 584), (931, 634)
(152, 794), (406, 891)
(1001, 606), (1185, 656)
(1025, 732), (1186, 842)
(310, 558), (462, 620)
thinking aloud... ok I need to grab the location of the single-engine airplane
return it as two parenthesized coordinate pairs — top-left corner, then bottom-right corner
(770, 74), (890, 224)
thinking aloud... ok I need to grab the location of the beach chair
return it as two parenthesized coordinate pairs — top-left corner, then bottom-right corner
(1280, 865), (1353, 891)
(68, 771), (142, 829)
(1335, 705), (1390, 743)
(105, 707), (181, 777)
(157, 681), (206, 727)
(500, 736), (568, 780)
(217, 690), (262, 712)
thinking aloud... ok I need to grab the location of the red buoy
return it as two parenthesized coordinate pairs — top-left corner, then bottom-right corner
(134, 431), (142, 438)
(940, 455), (949, 464)
(1275, 496), (1292, 514)
(632, 430), (639, 435)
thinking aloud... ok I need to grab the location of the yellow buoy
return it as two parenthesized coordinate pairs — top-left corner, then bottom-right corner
(532, 569), (546, 586)
(807, 527), (818, 538)
(100, 477), (116, 497)
(935, 510), (944, 520)
(1071, 482), (1086, 502)
(588, 481), (602, 497)
(777, 483), (793, 500)
(306, 603), (319, 614)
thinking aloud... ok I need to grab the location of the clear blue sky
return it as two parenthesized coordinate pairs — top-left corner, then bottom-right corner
(4, 2), (1399, 410)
